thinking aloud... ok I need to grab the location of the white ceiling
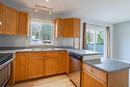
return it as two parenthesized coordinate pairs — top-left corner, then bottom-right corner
(1, 0), (130, 24)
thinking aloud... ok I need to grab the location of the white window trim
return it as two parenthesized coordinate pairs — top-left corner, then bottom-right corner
(29, 18), (55, 46)
(86, 26), (107, 57)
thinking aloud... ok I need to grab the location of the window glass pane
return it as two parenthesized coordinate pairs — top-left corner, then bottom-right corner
(85, 28), (105, 57)
(86, 29), (95, 51)
(31, 20), (54, 45)
(95, 31), (105, 56)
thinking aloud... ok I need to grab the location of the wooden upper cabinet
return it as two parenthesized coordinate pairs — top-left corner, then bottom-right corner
(73, 18), (80, 37)
(14, 52), (28, 82)
(2, 4), (17, 35)
(0, 4), (2, 33)
(18, 11), (28, 36)
(44, 52), (58, 76)
(55, 18), (63, 38)
(54, 18), (80, 38)
(63, 18), (80, 38)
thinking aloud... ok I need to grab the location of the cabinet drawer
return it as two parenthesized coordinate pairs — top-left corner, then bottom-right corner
(82, 63), (107, 83)
(29, 52), (43, 57)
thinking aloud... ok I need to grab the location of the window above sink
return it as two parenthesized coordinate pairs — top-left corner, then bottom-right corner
(30, 18), (54, 46)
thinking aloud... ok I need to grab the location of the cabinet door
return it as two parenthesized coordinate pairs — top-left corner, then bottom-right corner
(14, 52), (27, 82)
(0, 4), (2, 33)
(82, 70), (106, 87)
(57, 51), (68, 74)
(18, 12), (28, 36)
(55, 18), (63, 38)
(28, 53), (44, 79)
(44, 52), (58, 76)
(63, 18), (74, 38)
(2, 4), (17, 35)
(74, 19), (80, 37)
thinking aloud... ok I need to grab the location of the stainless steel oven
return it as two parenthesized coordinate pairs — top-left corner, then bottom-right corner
(0, 53), (14, 87)
(69, 52), (82, 87)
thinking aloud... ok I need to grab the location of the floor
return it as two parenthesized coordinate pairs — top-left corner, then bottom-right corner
(13, 74), (76, 87)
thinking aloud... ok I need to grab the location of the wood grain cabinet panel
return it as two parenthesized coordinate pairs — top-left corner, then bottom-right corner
(0, 4), (2, 33)
(55, 18), (80, 38)
(63, 18), (80, 38)
(82, 70), (106, 87)
(28, 52), (44, 79)
(44, 52), (58, 76)
(82, 63), (107, 83)
(73, 19), (80, 37)
(18, 11), (28, 36)
(14, 52), (28, 82)
(63, 18), (74, 38)
(57, 51), (68, 74)
(55, 18), (63, 38)
(2, 4), (17, 35)
(14, 51), (69, 82)
(28, 57), (44, 79)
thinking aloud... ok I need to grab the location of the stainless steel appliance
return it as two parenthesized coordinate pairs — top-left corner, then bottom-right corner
(69, 52), (82, 87)
(0, 53), (14, 87)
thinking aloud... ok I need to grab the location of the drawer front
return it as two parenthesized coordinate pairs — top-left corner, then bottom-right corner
(29, 52), (44, 57)
(82, 63), (107, 83)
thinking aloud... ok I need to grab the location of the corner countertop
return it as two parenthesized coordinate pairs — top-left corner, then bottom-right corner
(83, 59), (130, 73)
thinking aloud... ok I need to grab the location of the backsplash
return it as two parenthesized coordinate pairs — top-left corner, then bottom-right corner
(0, 35), (29, 47)
(0, 35), (80, 49)
(55, 38), (80, 49)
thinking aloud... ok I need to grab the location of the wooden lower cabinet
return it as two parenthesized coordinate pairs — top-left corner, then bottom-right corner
(14, 51), (69, 83)
(28, 56), (44, 79)
(14, 52), (28, 82)
(82, 70), (106, 87)
(44, 52), (58, 76)
(57, 51), (68, 74)
(82, 63), (129, 87)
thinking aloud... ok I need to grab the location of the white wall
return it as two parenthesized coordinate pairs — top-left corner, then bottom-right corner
(113, 21), (130, 63)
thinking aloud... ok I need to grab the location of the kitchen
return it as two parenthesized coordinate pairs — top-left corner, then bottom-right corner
(0, 0), (130, 87)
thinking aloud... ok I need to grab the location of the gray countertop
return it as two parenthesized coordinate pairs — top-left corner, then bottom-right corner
(67, 49), (100, 56)
(83, 59), (130, 73)
(0, 48), (66, 53)
(0, 48), (100, 56)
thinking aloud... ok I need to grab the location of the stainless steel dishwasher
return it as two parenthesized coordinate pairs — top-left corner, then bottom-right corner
(69, 52), (82, 87)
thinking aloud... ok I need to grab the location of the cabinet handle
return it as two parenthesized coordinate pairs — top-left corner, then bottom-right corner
(43, 56), (47, 59)
(90, 69), (94, 73)
(31, 57), (43, 59)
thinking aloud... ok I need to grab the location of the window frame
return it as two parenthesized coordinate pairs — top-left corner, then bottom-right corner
(83, 24), (107, 57)
(29, 18), (55, 46)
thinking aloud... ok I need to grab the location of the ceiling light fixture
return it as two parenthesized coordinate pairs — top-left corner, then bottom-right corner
(49, 11), (52, 15)
(46, 0), (49, 2)
(32, 4), (55, 14)
(34, 8), (38, 12)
